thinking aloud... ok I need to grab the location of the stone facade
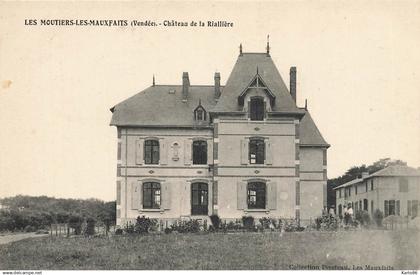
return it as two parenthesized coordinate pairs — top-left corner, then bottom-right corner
(334, 166), (420, 218)
(111, 48), (329, 226)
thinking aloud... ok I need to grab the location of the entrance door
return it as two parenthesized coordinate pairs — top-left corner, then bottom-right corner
(191, 183), (208, 215)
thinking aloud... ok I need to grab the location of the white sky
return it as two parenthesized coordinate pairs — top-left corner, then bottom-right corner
(0, 1), (419, 201)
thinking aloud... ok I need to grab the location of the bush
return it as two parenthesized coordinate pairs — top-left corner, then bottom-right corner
(242, 216), (255, 231)
(24, 225), (36, 232)
(123, 223), (135, 234)
(68, 215), (83, 235)
(209, 214), (221, 230)
(283, 219), (305, 232)
(259, 217), (277, 230)
(170, 219), (200, 233)
(115, 228), (123, 235)
(134, 216), (156, 234)
(315, 213), (338, 231)
(373, 209), (384, 227)
(164, 227), (172, 234)
(85, 217), (96, 236)
(355, 210), (371, 227)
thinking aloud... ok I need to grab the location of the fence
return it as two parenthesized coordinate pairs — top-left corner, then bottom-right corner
(50, 223), (117, 237)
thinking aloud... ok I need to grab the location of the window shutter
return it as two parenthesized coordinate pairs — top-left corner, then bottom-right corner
(384, 200), (389, 217)
(135, 139), (143, 165)
(396, 200), (400, 216)
(162, 182), (171, 210)
(131, 182), (141, 210)
(237, 181), (246, 209)
(266, 140), (273, 165)
(184, 140), (192, 165)
(207, 140), (212, 164)
(160, 140), (168, 165)
(240, 139), (248, 165)
(268, 182), (277, 210)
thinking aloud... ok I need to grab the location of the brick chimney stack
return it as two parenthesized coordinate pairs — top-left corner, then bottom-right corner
(290, 66), (297, 102)
(214, 72), (221, 99)
(182, 72), (190, 102)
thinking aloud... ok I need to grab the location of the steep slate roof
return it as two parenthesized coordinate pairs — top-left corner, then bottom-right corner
(369, 165), (420, 177)
(334, 165), (420, 190)
(110, 85), (218, 127)
(211, 53), (303, 113)
(110, 51), (328, 148)
(299, 110), (329, 147)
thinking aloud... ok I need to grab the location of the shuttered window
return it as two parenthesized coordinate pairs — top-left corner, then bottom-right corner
(249, 138), (265, 164)
(193, 140), (207, 165)
(247, 182), (266, 209)
(363, 199), (368, 211)
(144, 140), (159, 164)
(399, 178), (408, 192)
(143, 182), (161, 209)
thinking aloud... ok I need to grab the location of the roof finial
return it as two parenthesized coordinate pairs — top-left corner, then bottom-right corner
(199, 98), (202, 106)
(305, 99), (308, 110)
(152, 74), (155, 86)
(266, 35), (270, 56)
(239, 43), (243, 56)
(257, 66), (259, 74)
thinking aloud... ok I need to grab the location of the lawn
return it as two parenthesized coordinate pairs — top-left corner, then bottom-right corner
(0, 229), (418, 270)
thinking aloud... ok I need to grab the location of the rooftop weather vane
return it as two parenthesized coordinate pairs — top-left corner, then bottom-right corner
(152, 74), (155, 86)
(266, 35), (270, 55)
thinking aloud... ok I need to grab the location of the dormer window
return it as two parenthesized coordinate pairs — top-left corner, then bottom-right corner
(250, 97), (265, 121)
(194, 100), (206, 121)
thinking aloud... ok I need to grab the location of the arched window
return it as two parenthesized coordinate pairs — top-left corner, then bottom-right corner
(250, 97), (265, 121)
(191, 182), (208, 215)
(143, 182), (161, 209)
(249, 138), (265, 164)
(144, 140), (159, 164)
(193, 140), (207, 165)
(247, 182), (266, 209)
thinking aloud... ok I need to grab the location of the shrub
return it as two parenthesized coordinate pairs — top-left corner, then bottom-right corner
(259, 217), (277, 230)
(24, 225), (36, 232)
(373, 209), (384, 227)
(170, 219), (200, 233)
(85, 217), (96, 236)
(68, 215), (83, 235)
(315, 213), (338, 231)
(209, 215), (221, 230)
(164, 227), (172, 234)
(355, 210), (371, 227)
(284, 219), (305, 232)
(134, 216), (157, 234)
(115, 228), (123, 235)
(123, 223), (135, 234)
(242, 216), (255, 231)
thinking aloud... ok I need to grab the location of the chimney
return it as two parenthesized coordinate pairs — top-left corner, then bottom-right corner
(361, 172), (369, 178)
(182, 72), (189, 101)
(290, 66), (297, 102)
(214, 72), (221, 99)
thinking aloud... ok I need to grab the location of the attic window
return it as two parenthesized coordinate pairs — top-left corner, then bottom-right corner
(194, 101), (206, 121)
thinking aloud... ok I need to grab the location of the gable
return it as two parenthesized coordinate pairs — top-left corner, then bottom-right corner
(238, 74), (275, 106)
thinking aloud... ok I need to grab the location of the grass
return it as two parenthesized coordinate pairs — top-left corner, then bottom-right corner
(0, 229), (418, 270)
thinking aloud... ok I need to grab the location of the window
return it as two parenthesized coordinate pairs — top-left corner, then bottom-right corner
(365, 181), (368, 192)
(144, 140), (159, 164)
(384, 200), (399, 216)
(194, 107), (206, 121)
(399, 178), (408, 192)
(249, 138), (265, 164)
(339, 189), (342, 198)
(192, 140), (207, 165)
(338, 204), (342, 216)
(355, 185), (358, 195)
(370, 179), (374, 190)
(359, 200), (362, 211)
(408, 200), (418, 218)
(247, 182), (266, 209)
(250, 97), (265, 121)
(363, 199), (368, 211)
(143, 182), (161, 209)
(191, 183), (208, 215)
